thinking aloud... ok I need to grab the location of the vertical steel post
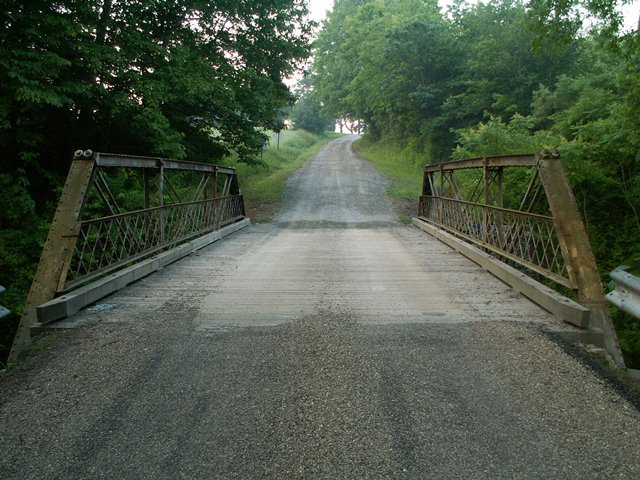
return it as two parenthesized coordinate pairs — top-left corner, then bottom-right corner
(496, 167), (505, 248)
(537, 153), (624, 365)
(210, 169), (218, 199)
(422, 168), (432, 196)
(9, 150), (96, 361)
(143, 168), (154, 248)
(208, 169), (218, 227)
(420, 170), (434, 218)
(483, 158), (489, 244)
(158, 161), (165, 246)
(229, 172), (244, 217)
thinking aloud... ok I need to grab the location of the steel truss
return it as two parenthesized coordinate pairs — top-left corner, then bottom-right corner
(10, 150), (246, 359)
(418, 152), (623, 365)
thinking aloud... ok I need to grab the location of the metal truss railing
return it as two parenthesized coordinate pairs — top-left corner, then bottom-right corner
(11, 149), (247, 359)
(418, 154), (581, 289)
(67, 195), (244, 289)
(417, 152), (624, 365)
(419, 196), (570, 288)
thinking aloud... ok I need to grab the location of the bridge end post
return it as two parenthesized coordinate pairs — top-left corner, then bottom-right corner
(8, 150), (96, 361)
(537, 152), (625, 367)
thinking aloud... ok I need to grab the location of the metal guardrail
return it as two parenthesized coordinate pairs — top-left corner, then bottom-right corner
(606, 268), (640, 319)
(418, 153), (601, 296)
(0, 285), (11, 321)
(419, 196), (569, 287)
(62, 151), (245, 290)
(67, 195), (244, 289)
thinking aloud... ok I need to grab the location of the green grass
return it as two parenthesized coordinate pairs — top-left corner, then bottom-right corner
(228, 130), (342, 203)
(353, 136), (425, 199)
(225, 129), (342, 222)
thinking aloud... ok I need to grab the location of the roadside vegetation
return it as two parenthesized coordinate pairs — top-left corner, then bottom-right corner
(353, 137), (423, 200)
(352, 137), (423, 223)
(229, 129), (343, 222)
(311, 0), (640, 367)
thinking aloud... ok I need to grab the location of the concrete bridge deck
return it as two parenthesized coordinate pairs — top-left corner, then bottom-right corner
(1, 136), (639, 478)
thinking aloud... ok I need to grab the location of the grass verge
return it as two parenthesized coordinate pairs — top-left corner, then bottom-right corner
(353, 135), (426, 223)
(227, 130), (342, 222)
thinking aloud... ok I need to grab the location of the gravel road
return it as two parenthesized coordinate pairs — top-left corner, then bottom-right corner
(1, 135), (639, 479)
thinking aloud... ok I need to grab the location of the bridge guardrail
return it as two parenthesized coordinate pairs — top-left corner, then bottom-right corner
(416, 152), (625, 366)
(9, 149), (248, 361)
(606, 268), (640, 320)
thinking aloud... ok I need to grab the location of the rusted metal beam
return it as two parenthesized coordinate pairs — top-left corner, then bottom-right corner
(536, 154), (624, 365)
(9, 150), (96, 361)
(424, 154), (537, 173)
(519, 168), (541, 212)
(95, 153), (236, 175)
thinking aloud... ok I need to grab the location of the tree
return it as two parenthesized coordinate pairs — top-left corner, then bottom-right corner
(311, 0), (578, 158)
(442, 0), (577, 130)
(312, 0), (458, 153)
(311, 0), (370, 124)
(527, 0), (630, 44)
(0, 0), (313, 346)
(291, 77), (334, 134)
(0, 0), (312, 168)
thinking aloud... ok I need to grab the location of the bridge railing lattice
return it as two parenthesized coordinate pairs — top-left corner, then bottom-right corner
(10, 149), (246, 359)
(417, 152), (624, 365)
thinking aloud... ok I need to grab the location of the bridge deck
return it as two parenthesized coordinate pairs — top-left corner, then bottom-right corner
(1, 136), (639, 478)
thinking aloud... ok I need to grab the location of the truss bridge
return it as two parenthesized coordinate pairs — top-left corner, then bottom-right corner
(3, 136), (638, 479)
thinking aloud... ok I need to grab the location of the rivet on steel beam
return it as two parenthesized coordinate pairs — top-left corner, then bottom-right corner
(74, 150), (84, 159)
(83, 149), (94, 158)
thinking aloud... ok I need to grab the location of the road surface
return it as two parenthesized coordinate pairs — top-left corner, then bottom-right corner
(1, 135), (639, 479)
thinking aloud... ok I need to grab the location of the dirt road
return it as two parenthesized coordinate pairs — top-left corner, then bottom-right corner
(1, 135), (639, 479)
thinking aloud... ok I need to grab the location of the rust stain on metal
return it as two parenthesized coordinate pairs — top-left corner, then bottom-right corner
(9, 150), (246, 360)
(418, 152), (624, 365)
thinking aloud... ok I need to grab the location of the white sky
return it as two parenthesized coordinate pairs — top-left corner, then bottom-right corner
(307, 0), (334, 22)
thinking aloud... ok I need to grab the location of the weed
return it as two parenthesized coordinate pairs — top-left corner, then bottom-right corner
(353, 136), (425, 199)
(228, 130), (342, 220)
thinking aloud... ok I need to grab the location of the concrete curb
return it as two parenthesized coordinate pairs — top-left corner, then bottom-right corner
(36, 218), (250, 325)
(412, 217), (590, 328)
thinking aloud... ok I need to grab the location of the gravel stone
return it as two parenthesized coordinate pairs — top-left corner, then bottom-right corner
(1, 135), (639, 479)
